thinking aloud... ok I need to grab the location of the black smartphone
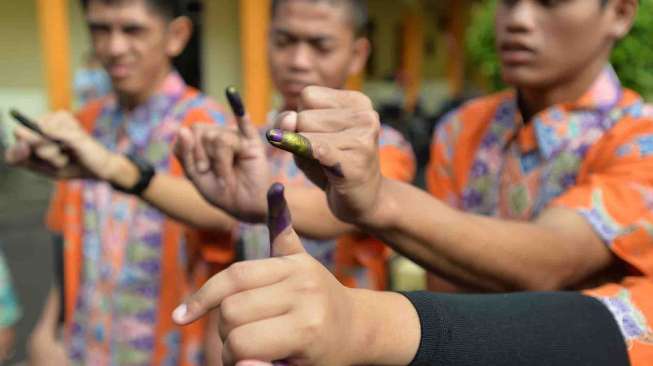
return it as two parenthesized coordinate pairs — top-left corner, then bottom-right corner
(9, 109), (59, 144)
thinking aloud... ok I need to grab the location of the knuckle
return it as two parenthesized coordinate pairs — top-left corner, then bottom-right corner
(219, 297), (240, 325)
(225, 329), (251, 360)
(301, 86), (317, 101)
(301, 311), (326, 342)
(226, 262), (249, 288)
(295, 276), (321, 295)
(352, 91), (373, 109)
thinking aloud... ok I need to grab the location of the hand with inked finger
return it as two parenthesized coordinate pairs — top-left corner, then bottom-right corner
(265, 86), (386, 226)
(174, 87), (271, 223)
(3, 110), (116, 181)
(172, 183), (361, 366)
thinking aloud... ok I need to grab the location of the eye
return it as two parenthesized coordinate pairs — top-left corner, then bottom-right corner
(122, 25), (146, 36)
(539, 0), (567, 7)
(89, 23), (110, 36)
(309, 39), (335, 55)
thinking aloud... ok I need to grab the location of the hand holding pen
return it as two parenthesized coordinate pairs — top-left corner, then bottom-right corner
(3, 109), (115, 181)
(175, 86), (271, 223)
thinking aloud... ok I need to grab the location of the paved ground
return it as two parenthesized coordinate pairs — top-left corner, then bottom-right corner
(0, 162), (55, 364)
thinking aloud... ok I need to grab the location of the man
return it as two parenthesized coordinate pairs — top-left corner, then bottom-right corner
(180, 0), (415, 290)
(5, 0), (235, 364)
(175, 0), (653, 363)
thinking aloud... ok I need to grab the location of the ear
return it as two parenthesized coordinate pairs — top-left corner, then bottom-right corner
(347, 37), (371, 77)
(166, 16), (194, 58)
(607, 0), (638, 41)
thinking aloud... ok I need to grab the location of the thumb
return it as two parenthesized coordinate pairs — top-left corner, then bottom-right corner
(267, 183), (305, 257)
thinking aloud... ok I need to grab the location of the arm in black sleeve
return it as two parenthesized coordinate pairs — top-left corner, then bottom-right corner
(401, 291), (629, 366)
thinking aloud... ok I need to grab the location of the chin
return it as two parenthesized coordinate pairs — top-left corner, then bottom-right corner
(500, 68), (548, 90)
(111, 79), (142, 96)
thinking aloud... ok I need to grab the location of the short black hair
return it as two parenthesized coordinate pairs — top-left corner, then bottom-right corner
(271, 0), (369, 37)
(81, 0), (185, 20)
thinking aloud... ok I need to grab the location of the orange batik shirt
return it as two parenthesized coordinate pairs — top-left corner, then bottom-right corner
(46, 73), (234, 366)
(427, 66), (653, 364)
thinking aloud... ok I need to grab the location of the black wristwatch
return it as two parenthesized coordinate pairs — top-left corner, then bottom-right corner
(110, 153), (156, 196)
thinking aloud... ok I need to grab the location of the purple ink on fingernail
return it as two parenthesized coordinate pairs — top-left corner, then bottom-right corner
(225, 86), (245, 117)
(266, 129), (284, 144)
(267, 183), (292, 252)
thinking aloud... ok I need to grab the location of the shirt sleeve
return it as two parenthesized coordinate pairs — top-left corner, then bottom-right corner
(585, 277), (653, 364)
(552, 118), (653, 277)
(401, 291), (628, 366)
(378, 126), (416, 183)
(425, 110), (463, 203)
(0, 249), (21, 328)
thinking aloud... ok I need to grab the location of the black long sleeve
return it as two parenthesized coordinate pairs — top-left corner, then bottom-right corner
(401, 291), (629, 366)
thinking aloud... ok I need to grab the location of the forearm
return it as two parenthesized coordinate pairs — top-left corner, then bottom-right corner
(285, 187), (356, 240)
(401, 291), (628, 366)
(108, 155), (237, 232)
(360, 179), (604, 291)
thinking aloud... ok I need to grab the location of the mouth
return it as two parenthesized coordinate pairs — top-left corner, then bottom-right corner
(107, 64), (131, 79)
(499, 41), (536, 65)
(282, 80), (313, 94)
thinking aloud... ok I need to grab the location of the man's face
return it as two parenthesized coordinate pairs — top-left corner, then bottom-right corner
(86, 0), (176, 99)
(495, 0), (617, 90)
(268, 0), (369, 110)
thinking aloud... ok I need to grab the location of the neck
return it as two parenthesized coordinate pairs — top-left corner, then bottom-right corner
(118, 65), (172, 111)
(518, 56), (609, 122)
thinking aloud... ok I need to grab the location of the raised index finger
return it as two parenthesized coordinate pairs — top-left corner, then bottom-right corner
(226, 86), (258, 139)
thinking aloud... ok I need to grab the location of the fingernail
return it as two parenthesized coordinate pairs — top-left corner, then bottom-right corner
(238, 361), (274, 366)
(172, 304), (188, 322)
(266, 129), (284, 143)
(226, 86), (245, 117)
(266, 130), (313, 159)
(267, 183), (291, 249)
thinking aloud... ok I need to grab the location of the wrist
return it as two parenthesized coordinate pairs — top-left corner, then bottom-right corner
(105, 154), (139, 189)
(356, 178), (400, 231)
(347, 289), (421, 365)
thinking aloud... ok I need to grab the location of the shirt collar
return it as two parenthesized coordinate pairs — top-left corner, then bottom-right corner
(505, 65), (623, 159)
(105, 70), (188, 117)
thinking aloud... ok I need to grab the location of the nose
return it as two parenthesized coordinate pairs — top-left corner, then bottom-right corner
(503, 0), (536, 34)
(288, 43), (313, 72)
(107, 30), (130, 57)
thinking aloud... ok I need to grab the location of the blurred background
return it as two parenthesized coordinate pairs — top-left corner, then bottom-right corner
(0, 0), (652, 363)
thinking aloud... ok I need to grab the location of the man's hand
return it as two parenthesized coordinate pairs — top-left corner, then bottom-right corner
(4, 111), (117, 181)
(174, 110), (270, 223)
(267, 86), (386, 226)
(173, 184), (363, 366)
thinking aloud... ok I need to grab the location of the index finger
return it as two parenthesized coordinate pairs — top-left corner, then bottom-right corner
(172, 258), (293, 325)
(226, 86), (258, 139)
(299, 86), (373, 111)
